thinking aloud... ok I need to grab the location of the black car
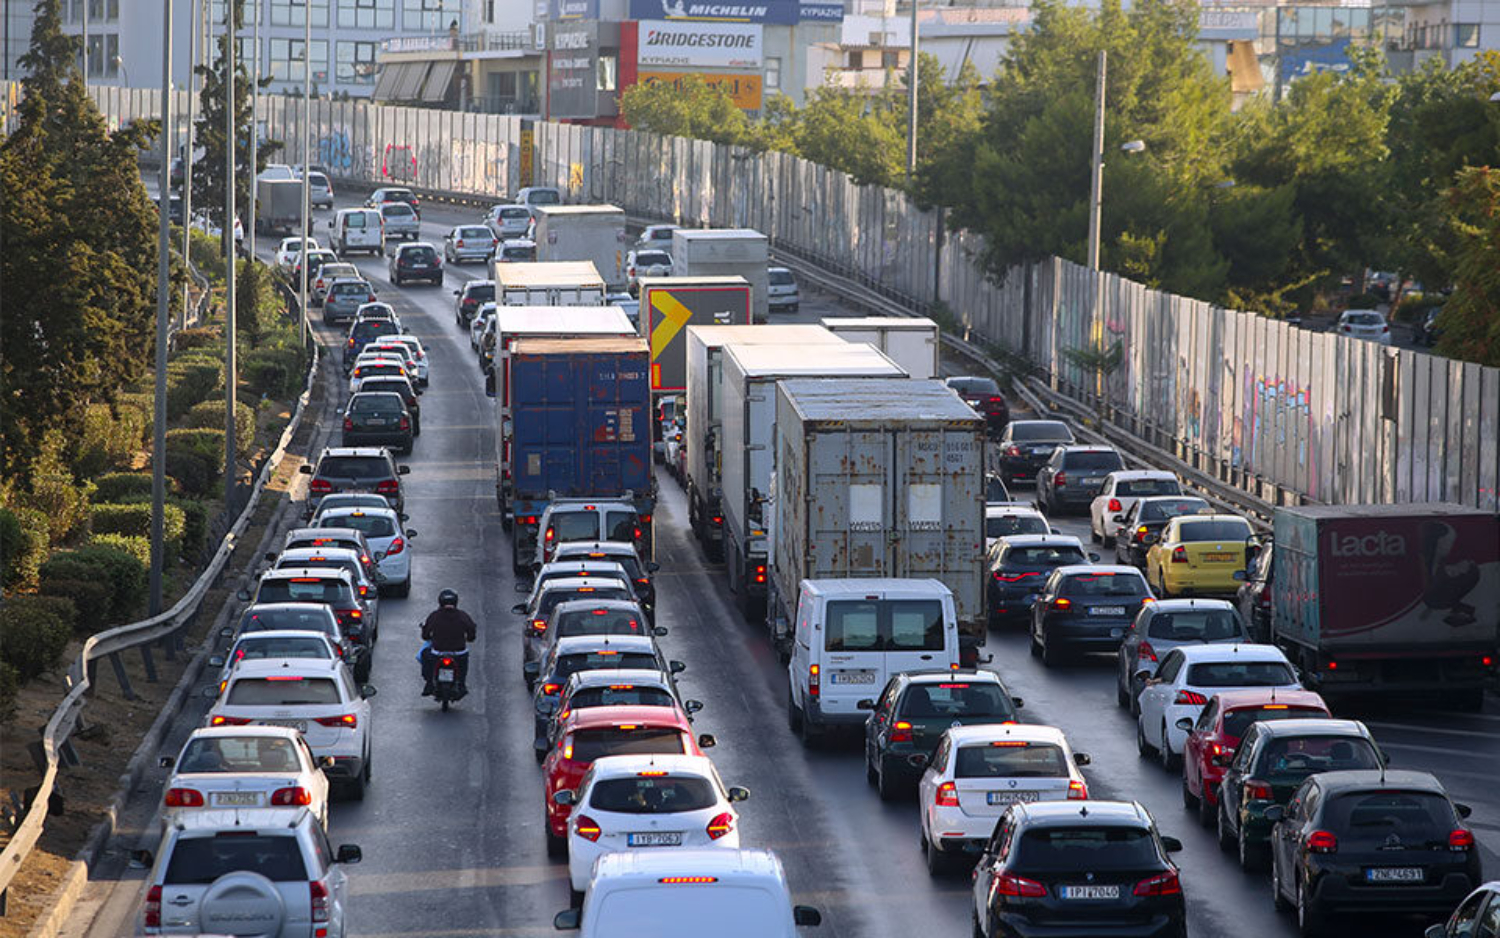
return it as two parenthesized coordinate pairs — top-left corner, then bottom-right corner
(299, 446), (410, 518)
(342, 392), (413, 455)
(859, 669), (1023, 800)
(1267, 770), (1479, 936)
(1217, 719), (1384, 872)
(354, 375), (420, 436)
(527, 640), (685, 757)
(1235, 540), (1273, 641)
(1030, 565), (1154, 666)
(996, 420), (1076, 483)
(454, 279), (495, 325)
(1037, 445), (1127, 514)
(972, 801), (1186, 938)
(987, 535), (1094, 627)
(945, 376), (1010, 436)
(1113, 496), (1211, 568)
(548, 541), (660, 620)
(388, 241), (443, 286)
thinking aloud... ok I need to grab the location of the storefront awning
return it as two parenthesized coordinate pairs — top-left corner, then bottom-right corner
(422, 60), (457, 103)
(394, 62), (430, 101)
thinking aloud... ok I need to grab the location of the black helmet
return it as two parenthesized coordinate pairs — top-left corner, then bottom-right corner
(438, 589), (459, 607)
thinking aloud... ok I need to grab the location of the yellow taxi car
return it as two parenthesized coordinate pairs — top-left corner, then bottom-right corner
(1145, 513), (1254, 597)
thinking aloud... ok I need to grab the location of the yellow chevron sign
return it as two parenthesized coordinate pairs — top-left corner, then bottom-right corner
(644, 282), (752, 391)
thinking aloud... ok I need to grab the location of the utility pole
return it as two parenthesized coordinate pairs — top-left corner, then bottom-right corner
(247, 0), (259, 264)
(181, 0), (198, 329)
(298, 0), (311, 349)
(150, 0), (174, 616)
(905, 0), (918, 178)
(81, 0), (88, 89)
(224, 0), (237, 510)
(1087, 49), (1106, 400)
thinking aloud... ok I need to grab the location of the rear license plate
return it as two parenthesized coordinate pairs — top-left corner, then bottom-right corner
(831, 670), (876, 685)
(261, 720), (307, 732)
(1204, 552), (1236, 562)
(987, 790), (1041, 805)
(437, 668), (455, 681)
(365, 418), (387, 426)
(627, 832), (683, 847)
(1082, 477), (1103, 487)
(1090, 606), (1127, 616)
(1366, 867), (1424, 883)
(212, 792), (262, 807)
(1062, 885), (1120, 900)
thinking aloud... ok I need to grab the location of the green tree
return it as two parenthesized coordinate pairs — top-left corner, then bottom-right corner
(793, 84), (906, 187)
(1435, 167), (1500, 365)
(620, 75), (751, 146)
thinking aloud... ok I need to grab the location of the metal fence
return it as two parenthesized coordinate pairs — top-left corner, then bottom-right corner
(20, 83), (1497, 514)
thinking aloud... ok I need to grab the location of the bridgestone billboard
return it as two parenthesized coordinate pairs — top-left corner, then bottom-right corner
(636, 21), (763, 68)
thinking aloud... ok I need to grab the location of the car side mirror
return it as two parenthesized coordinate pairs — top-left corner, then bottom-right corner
(553, 908), (581, 931)
(552, 789), (574, 806)
(792, 906), (822, 927)
(360, 684), (378, 698)
(219, 626), (235, 638)
(264, 551), (278, 562)
(906, 753), (930, 770)
(208, 655), (225, 667)
(652, 626), (669, 637)
(1425, 926), (1447, 938)
(670, 660), (687, 674)
(1263, 804), (1286, 822)
(159, 755), (175, 769)
(697, 733), (716, 749)
(320, 756), (337, 769)
(400, 512), (410, 521)
(856, 699), (875, 711)
(1074, 752), (1090, 766)
(1175, 718), (1194, 732)
(1011, 696), (1024, 708)
(511, 603), (528, 615)
(1050, 526), (1062, 535)
(727, 786), (750, 803)
(299, 464), (313, 474)
(1232, 570), (1247, 581)
(404, 529), (417, 538)
(130, 849), (154, 869)
(647, 561), (661, 573)
(336, 844), (362, 864)
(1112, 514), (1125, 523)
(201, 684), (220, 698)
(1382, 752), (1391, 766)
(1088, 552), (1101, 562)
(397, 465), (411, 475)
(1456, 803), (1472, 819)
(1160, 836), (1184, 854)
(453, 289), (461, 295)
(236, 588), (252, 601)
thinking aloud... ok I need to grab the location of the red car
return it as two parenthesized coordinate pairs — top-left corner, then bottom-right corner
(1180, 688), (1330, 823)
(540, 705), (715, 857)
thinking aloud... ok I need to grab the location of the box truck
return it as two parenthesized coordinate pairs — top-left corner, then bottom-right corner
(531, 205), (627, 290)
(670, 229), (770, 323)
(254, 178), (303, 236)
(491, 261), (607, 306)
(820, 317), (941, 380)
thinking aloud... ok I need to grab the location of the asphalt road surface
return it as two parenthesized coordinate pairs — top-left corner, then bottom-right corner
(65, 192), (1499, 938)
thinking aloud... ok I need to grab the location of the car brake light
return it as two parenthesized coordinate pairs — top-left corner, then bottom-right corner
(1174, 690), (1208, 706)
(1307, 830), (1338, 853)
(935, 781), (959, 807)
(343, 416), (353, 431)
(890, 721), (913, 743)
(457, 240), (465, 248)
(1381, 324), (1390, 332)
(574, 815), (602, 842)
(1133, 870), (1182, 896)
(210, 715), (252, 726)
(310, 881), (330, 923)
(1244, 779), (1273, 800)
(376, 480), (399, 494)
(544, 526), (555, 543)
(1108, 498), (1122, 513)
(660, 876), (718, 884)
(1050, 597), (1072, 610)
(1068, 780), (1088, 800)
(1450, 829), (1475, 851)
(309, 479), (333, 493)
(754, 564), (766, 584)
(706, 812), (735, 840)
(1171, 545), (1189, 563)
(994, 571), (1040, 582)
(385, 537), (405, 556)
(314, 714), (358, 728)
(542, 682), (560, 695)
(808, 664), (819, 698)
(993, 872), (1047, 898)
(1054, 471), (1067, 487)
(531, 618), (547, 633)
(1137, 641), (1157, 662)
(144, 886), (162, 927)
(164, 787), (205, 807)
(1482, 656), (1494, 667)
(271, 786), (312, 806)
(1005, 444), (1022, 456)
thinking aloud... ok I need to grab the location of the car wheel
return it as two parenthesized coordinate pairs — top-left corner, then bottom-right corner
(1136, 717), (1153, 757)
(545, 824), (567, 859)
(1198, 785), (1216, 827)
(345, 768), (366, 802)
(1159, 724), (1179, 770)
(786, 687), (804, 733)
(1102, 531), (1116, 548)
(1029, 628), (1042, 658)
(1116, 669), (1131, 708)
(924, 832), (952, 877)
(1182, 776), (1198, 811)
(866, 751), (879, 786)
(391, 578), (410, 598)
(798, 710), (821, 749)
(1239, 828), (1266, 872)
(569, 888), (585, 909)
(1296, 879), (1326, 937)
(1039, 630), (1063, 668)
(971, 909), (986, 938)
(1217, 801), (1236, 852)
(876, 760), (900, 802)
(1090, 523), (1101, 543)
(1272, 856), (1292, 912)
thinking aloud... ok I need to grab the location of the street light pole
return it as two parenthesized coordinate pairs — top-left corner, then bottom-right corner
(150, 0), (174, 616)
(182, 0), (199, 329)
(905, 0), (918, 178)
(224, 0), (238, 510)
(299, 0), (311, 349)
(247, 0), (259, 263)
(1086, 49), (1106, 275)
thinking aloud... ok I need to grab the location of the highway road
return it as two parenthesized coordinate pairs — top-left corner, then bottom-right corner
(64, 192), (1500, 938)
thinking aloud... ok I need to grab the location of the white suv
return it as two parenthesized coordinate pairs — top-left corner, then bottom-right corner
(138, 807), (360, 936)
(767, 266), (800, 312)
(207, 658), (376, 799)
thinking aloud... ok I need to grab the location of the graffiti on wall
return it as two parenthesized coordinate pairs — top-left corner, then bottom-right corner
(318, 129), (354, 175)
(384, 144), (417, 183)
(1239, 373), (1317, 492)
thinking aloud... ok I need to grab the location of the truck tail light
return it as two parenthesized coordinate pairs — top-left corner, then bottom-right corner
(164, 787), (205, 807)
(1171, 546), (1189, 563)
(889, 721), (913, 743)
(1307, 830), (1338, 853)
(271, 786), (313, 806)
(1137, 642), (1157, 662)
(706, 812), (735, 840)
(145, 886), (162, 928)
(754, 564), (766, 584)
(574, 815), (602, 842)
(1173, 690), (1208, 706)
(808, 664), (819, 698)
(935, 781), (959, 807)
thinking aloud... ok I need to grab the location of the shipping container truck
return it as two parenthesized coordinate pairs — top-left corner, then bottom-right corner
(820, 317), (941, 380)
(640, 276), (752, 393)
(496, 337), (654, 573)
(721, 344), (908, 618)
(254, 178), (303, 235)
(490, 260), (607, 306)
(1263, 503), (1499, 709)
(683, 324), (848, 560)
(531, 205), (627, 290)
(670, 229), (770, 323)
(768, 378), (988, 663)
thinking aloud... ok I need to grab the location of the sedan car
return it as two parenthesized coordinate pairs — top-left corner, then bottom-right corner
(378, 201), (420, 242)
(917, 723), (1090, 875)
(316, 506), (416, 598)
(559, 754), (748, 897)
(341, 391), (412, 455)
(388, 241), (443, 285)
(161, 726), (332, 828)
(995, 419), (1075, 483)
(944, 375), (1009, 437)
(970, 801), (1185, 938)
(860, 669), (1023, 800)
(986, 535), (1094, 627)
(1030, 564), (1155, 666)
(1114, 496), (1212, 568)
(444, 224), (497, 264)
(454, 279), (496, 326)
(1037, 445), (1127, 515)
(1337, 308), (1392, 345)
(1116, 598), (1248, 711)
(1267, 770), (1477, 935)
(1181, 689), (1332, 826)
(1145, 513), (1255, 597)
(1089, 470), (1184, 546)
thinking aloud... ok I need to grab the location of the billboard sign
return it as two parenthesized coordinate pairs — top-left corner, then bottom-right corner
(638, 71), (763, 109)
(629, 0), (842, 23)
(637, 20), (762, 68)
(551, 0), (599, 19)
(549, 21), (600, 118)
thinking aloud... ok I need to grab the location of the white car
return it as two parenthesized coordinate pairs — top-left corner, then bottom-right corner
(1337, 308), (1392, 345)
(162, 725), (333, 829)
(915, 723), (1091, 874)
(316, 506), (415, 597)
(211, 629), (347, 693)
(984, 505), (1051, 551)
(635, 223), (679, 251)
(347, 357), (411, 394)
(1134, 643), (1300, 768)
(560, 754), (749, 895)
(206, 657), (376, 799)
(271, 546), (382, 625)
(190, 210), (243, 244)
(276, 236), (320, 270)
(625, 249), (672, 296)
(767, 266), (800, 312)
(470, 302), (498, 353)
(486, 202), (535, 239)
(258, 162), (297, 181)
(373, 334), (429, 386)
(1088, 470), (1183, 547)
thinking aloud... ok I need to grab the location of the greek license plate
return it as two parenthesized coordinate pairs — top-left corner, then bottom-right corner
(366, 418), (387, 425)
(1366, 867), (1424, 883)
(1204, 552), (1236, 562)
(1062, 885), (1120, 900)
(627, 832), (683, 847)
(212, 792), (262, 806)
(261, 720), (307, 732)
(1082, 477), (1103, 487)
(1090, 606), (1126, 616)
(437, 668), (455, 681)
(830, 670), (876, 685)
(987, 790), (1041, 805)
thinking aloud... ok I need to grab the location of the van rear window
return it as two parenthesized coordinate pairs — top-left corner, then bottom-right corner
(824, 599), (946, 652)
(165, 835), (307, 884)
(317, 456), (391, 479)
(345, 214), (366, 229)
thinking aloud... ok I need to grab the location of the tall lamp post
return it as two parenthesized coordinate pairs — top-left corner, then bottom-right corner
(905, 0), (918, 178)
(247, 0), (260, 264)
(298, 0), (311, 348)
(224, 0), (238, 510)
(150, 0), (174, 615)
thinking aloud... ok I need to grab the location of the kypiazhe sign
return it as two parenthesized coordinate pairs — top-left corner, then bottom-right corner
(638, 71), (763, 109)
(637, 20), (763, 68)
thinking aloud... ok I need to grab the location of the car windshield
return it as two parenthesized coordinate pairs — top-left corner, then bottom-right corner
(466, 284), (496, 302)
(588, 775), (716, 813)
(277, 557), (361, 583)
(322, 514), (396, 538)
(555, 651), (660, 679)
(1325, 790), (1457, 846)
(402, 246), (437, 262)
(502, 244), (536, 261)
(899, 681), (1014, 719)
(1117, 478), (1182, 497)
(1005, 545), (1086, 566)
(308, 173), (329, 186)
(500, 206), (530, 219)
(1254, 735), (1382, 781)
(1185, 660), (1295, 687)
(567, 726), (685, 762)
(636, 251), (671, 267)
(1140, 498), (1210, 521)
(528, 189), (561, 204)
(361, 380), (411, 398)
(1344, 312), (1383, 326)
(238, 608), (336, 634)
(1010, 421), (1073, 443)
(383, 204), (414, 218)
(556, 608), (647, 637)
(331, 283), (368, 296)
(956, 743), (1068, 778)
(1015, 827), (1159, 872)
(1145, 610), (1243, 641)
(177, 736), (301, 773)
(1221, 705), (1328, 739)
(606, 511), (638, 542)
(1063, 451), (1125, 471)
(231, 637), (332, 663)
(769, 269), (795, 285)
(1178, 520), (1252, 542)
(825, 599), (946, 652)
(225, 676), (341, 706)
(540, 586), (631, 615)
(1063, 572), (1147, 596)
(949, 377), (1000, 395)
(256, 579), (348, 604)
(164, 835), (307, 884)
(569, 685), (676, 710)
(986, 514), (1048, 538)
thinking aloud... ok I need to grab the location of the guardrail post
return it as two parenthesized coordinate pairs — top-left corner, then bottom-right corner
(58, 739), (80, 768)
(139, 643), (159, 683)
(108, 652), (136, 700)
(160, 634), (177, 662)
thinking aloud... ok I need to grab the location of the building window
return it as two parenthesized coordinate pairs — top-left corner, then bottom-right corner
(269, 37), (329, 82)
(485, 0), (495, 23)
(845, 50), (863, 69)
(65, 0), (82, 23)
(882, 50), (900, 69)
(270, 0), (330, 27)
(1456, 23), (1480, 47)
(339, 0), (395, 29)
(765, 56), (780, 89)
(596, 54), (616, 92)
(402, 0), (445, 31)
(336, 40), (378, 83)
(87, 0), (119, 22)
(210, 0), (261, 26)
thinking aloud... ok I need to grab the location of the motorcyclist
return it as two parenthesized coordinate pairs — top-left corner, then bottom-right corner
(420, 589), (476, 696)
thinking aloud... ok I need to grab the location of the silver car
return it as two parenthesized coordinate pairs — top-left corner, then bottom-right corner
(322, 278), (378, 324)
(378, 202), (420, 243)
(444, 224), (498, 264)
(486, 203), (533, 239)
(1115, 598), (1248, 711)
(768, 266), (800, 312)
(1336, 308), (1391, 345)
(305, 171), (334, 209)
(626, 249), (672, 296)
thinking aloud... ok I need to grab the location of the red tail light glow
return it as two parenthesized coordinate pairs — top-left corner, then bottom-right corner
(1171, 545), (1189, 563)
(706, 812), (735, 840)
(385, 537), (405, 557)
(399, 416), (410, 430)
(542, 683), (561, 695)
(164, 788), (205, 807)
(1137, 641), (1158, 662)
(1050, 597), (1072, 611)
(309, 479), (333, 493)
(1450, 829), (1475, 851)
(575, 815), (602, 841)
(310, 881), (330, 923)
(1174, 690), (1208, 706)
(531, 618), (547, 633)
(271, 786), (312, 806)
(145, 886), (162, 927)
(343, 417), (353, 431)
(1067, 780), (1088, 799)
(754, 564), (766, 584)
(993, 872), (1047, 898)
(314, 714), (358, 728)
(1133, 870), (1182, 896)
(1244, 779), (1273, 800)
(1054, 472), (1067, 487)
(808, 664), (819, 698)
(994, 571), (1041, 582)
(889, 721), (913, 743)
(1108, 498), (1122, 513)
(210, 715), (253, 726)
(935, 781), (959, 807)
(375, 480), (399, 494)
(1307, 830), (1338, 853)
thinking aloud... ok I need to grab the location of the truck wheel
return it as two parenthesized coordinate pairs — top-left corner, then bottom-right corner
(786, 688), (804, 733)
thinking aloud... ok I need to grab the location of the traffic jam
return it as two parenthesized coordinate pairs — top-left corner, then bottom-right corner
(131, 186), (1500, 938)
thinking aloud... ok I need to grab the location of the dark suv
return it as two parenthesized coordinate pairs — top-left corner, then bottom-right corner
(945, 376), (1010, 437)
(1037, 445), (1126, 514)
(343, 317), (403, 371)
(454, 279), (495, 325)
(342, 392), (413, 455)
(300, 446), (409, 518)
(388, 241), (443, 286)
(996, 420), (1076, 483)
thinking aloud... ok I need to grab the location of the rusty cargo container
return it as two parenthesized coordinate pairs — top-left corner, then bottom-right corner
(768, 378), (988, 659)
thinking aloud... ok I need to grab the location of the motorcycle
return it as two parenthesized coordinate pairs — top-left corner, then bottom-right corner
(432, 651), (467, 712)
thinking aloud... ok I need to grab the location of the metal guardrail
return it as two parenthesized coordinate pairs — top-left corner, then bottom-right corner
(0, 336), (319, 910)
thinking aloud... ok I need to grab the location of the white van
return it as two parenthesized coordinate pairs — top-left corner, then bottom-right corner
(554, 848), (821, 938)
(328, 208), (383, 256)
(787, 578), (960, 743)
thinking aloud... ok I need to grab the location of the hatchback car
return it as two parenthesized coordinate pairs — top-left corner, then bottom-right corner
(1090, 471), (1184, 546)
(1145, 513), (1255, 597)
(984, 505), (1051, 551)
(341, 391), (412, 454)
(635, 223), (679, 250)
(516, 578), (640, 681)
(548, 541), (660, 619)
(300, 447), (410, 518)
(996, 419), (1076, 483)
(137, 807), (360, 937)
(366, 186), (419, 216)
(986, 535), (1095, 627)
(454, 279), (496, 325)
(534, 662), (686, 756)
(238, 568), (372, 648)
(316, 506), (416, 597)
(530, 636), (685, 749)
(625, 250), (672, 296)
(1116, 598), (1248, 710)
(767, 266), (800, 312)
(342, 318), (403, 370)
(1037, 445), (1127, 514)
(1337, 308), (1392, 345)
(1030, 564), (1155, 666)
(304, 170), (334, 209)
(1114, 496), (1212, 568)
(161, 726), (332, 829)
(860, 669), (1023, 800)
(443, 224), (497, 264)
(917, 724), (1091, 875)
(377, 202), (420, 243)
(276, 236), (320, 270)
(213, 627), (357, 687)
(388, 241), (442, 285)
(486, 202), (534, 239)
(496, 238), (536, 263)
(945, 375), (1009, 437)
(270, 546), (382, 624)
(281, 526), (376, 562)
(322, 279), (378, 325)
(970, 801), (1185, 938)
(311, 263), (360, 306)
(352, 375), (420, 434)
(1267, 771), (1477, 935)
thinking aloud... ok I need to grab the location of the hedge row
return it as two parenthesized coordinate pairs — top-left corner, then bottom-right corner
(75, 401), (150, 478)
(244, 346), (306, 398)
(159, 427), (227, 497)
(91, 501), (186, 562)
(186, 400), (256, 458)
(0, 595), (75, 680)
(166, 356), (223, 421)
(39, 543), (146, 624)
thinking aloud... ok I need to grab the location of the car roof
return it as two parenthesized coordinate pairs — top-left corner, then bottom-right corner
(1106, 469), (1177, 480)
(1015, 800), (1153, 828)
(319, 506), (400, 521)
(1000, 535), (1085, 548)
(1056, 445), (1120, 454)
(1144, 598), (1236, 613)
(561, 705), (692, 731)
(540, 561), (628, 575)
(1210, 688), (1326, 710)
(1173, 643), (1289, 663)
(538, 576), (630, 593)
(985, 505), (1044, 518)
(1309, 769), (1445, 795)
(945, 722), (1068, 747)
(566, 668), (671, 690)
(287, 526), (368, 541)
(902, 668), (1004, 686)
(552, 598), (647, 616)
(1171, 513), (1250, 524)
(231, 628), (337, 644)
(226, 657), (343, 678)
(278, 546), (360, 560)
(553, 634), (656, 654)
(168, 807), (312, 834)
(241, 601), (338, 615)
(803, 577), (950, 596)
(553, 540), (639, 556)
(1052, 564), (1143, 577)
(1137, 495), (1208, 505)
(587, 753), (716, 779)
(260, 567), (353, 583)
(591, 847), (784, 883)
(1248, 718), (1369, 739)
(321, 446), (390, 458)
(187, 724), (306, 741)
(1009, 419), (1069, 428)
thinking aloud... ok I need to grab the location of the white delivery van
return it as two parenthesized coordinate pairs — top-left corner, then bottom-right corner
(554, 848), (821, 938)
(329, 208), (383, 255)
(787, 578), (960, 743)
